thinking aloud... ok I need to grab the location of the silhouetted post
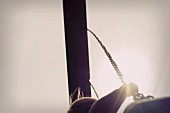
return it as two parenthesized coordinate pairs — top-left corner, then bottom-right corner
(63, 0), (91, 102)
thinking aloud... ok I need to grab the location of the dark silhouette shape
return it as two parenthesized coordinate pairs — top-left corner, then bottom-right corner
(68, 83), (138, 113)
(63, 0), (91, 102)
(125, 97), (170, 113)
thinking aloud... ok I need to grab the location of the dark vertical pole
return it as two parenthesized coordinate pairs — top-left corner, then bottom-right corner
(63, 0), (91, 102)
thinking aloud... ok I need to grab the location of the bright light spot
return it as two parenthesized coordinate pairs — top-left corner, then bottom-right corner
(115, 49), (154, 94)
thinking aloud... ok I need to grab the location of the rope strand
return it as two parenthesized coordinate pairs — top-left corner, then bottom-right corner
(87, 28), (154, 101)
(87, 28), (125, 84)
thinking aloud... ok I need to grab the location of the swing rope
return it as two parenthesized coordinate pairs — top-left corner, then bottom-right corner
(87, 28), (154, 101)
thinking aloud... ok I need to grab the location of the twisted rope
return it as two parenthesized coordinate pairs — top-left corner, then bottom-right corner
(87, 29), (125, 84)
(87, 28), (154, 101)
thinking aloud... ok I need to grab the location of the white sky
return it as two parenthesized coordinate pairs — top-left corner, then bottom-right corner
(0, 0), (170, 113)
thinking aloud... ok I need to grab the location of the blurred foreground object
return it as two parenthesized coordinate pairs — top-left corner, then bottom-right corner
(124, 97), (170, 113)
(89, 83), (139, 113)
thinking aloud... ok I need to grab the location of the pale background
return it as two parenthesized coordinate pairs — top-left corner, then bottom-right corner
(0, 0), (170, 113)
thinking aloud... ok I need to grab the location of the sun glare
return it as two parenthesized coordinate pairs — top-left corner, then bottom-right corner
(115, 49), (154, 94)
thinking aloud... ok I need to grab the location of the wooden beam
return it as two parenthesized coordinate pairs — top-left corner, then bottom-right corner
(63, 0), (91, 102)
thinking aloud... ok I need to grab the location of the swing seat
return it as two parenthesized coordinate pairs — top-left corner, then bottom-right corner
(124, 97), (170, 113)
